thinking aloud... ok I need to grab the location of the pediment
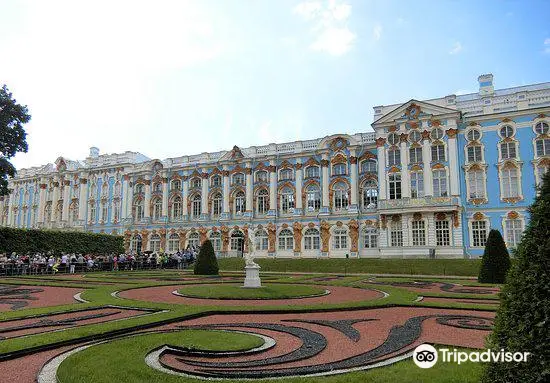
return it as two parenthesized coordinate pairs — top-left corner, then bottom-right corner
(373, 99), (459, 126)
(219, 145), (247, 162)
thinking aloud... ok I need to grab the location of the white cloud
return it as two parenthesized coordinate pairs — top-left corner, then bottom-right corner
(293, 0), (355, 56)
(544, 38), (550, 54)
(373, 24), (382, 41)
(449, 41), (463, 55)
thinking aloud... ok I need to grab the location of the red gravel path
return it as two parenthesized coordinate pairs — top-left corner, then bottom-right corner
(421, 297), (499, 306)
(0, 285), (83, 312)
(118, 284), (384, 307)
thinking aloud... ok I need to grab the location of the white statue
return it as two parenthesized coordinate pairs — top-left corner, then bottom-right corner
(244, 232), (258, 267)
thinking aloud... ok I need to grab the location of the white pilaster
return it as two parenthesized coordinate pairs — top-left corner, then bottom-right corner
(121, 175), (128, 220)
(294, 161), (303, 215)
(38, 183), (47, 224)
(400, 140), (410, 198)
(422, 138), (433, 196)
(221, 168), (230, 219)
(51, 181), (60, 222)
(6, 193), (14, 227)
(182, 175), (189, 218)
(245, 166), (253, 216)
(321, 154), (330, 213)
(78, 178), (88, 221)
(162, 176), (169, 218)
(201, 171), (209, 220)
(376, 144), (387, 200)
(349, 150), (359, 213)
(144, 180), (151, 218)
(62, 181), (70, 221)
(268, 160), (277, 216)
(447, 128), (460, 196)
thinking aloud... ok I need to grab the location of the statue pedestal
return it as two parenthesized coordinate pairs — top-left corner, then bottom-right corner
(243, 265), (262, 288)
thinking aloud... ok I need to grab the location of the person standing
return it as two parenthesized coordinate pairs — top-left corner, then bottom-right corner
(69, 254), (77, 273)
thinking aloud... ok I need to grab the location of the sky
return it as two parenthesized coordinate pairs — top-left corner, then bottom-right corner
(1, 0), (549, 170)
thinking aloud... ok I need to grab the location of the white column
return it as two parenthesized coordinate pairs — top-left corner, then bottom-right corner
(245, 166), (253, 216)
(294, 161), (303, 215)
(37, 183), (46, 223)
(0, 197), (4, 225)
(321, 155), (330, 212)
(144, 180), (151, 218)
(376, 142), (387, 200)
(6, 192), (14, 227)
(162, 176), (169, 218)
(62, 180), (70, 221)
(182, 175), (189, 218)
(51, 181), (60, 222)
(400, 139), (410, 198)
(422, 137), (433, 196)
(447, 128), (460, 196)
(121, 175), (128, 220)
(268, 160), (277, 216)
(401, 215), (409, 248)
(201, 171), (209, 219)
(349, 151), (359, 211)
(222, 169), (230, 219)
(78, 178), (88, 221)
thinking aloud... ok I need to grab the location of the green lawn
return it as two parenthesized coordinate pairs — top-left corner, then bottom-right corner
(217, 258), (481, 276)
(177, 283), (327, 299)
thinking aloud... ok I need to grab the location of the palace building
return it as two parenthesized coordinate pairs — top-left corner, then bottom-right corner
(1, 74), (549, 258)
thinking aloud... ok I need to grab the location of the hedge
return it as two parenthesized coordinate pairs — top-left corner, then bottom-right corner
(0, 227), (124, 255)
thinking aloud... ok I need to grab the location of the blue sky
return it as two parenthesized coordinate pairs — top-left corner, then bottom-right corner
(1, 0), (549, 169)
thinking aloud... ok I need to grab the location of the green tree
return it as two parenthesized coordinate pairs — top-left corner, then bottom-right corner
(193, 240), (219, 275)
(478, 229), (511, 284)
(482, 171), (550, 382)
(0, 85), (31, 196)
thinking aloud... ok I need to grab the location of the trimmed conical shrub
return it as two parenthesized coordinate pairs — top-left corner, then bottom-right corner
(482, 171), (550, 383)
(478, 229), (511, 284)
(193, 240), (219, 275)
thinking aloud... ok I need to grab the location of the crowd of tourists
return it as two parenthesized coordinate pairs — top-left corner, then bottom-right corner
(0, 246), (199, 276)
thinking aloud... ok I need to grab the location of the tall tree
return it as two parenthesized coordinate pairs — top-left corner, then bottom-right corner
(0, 85), (31, 196)
(482, 171), (550, 382)
(478, 229), (511, 284)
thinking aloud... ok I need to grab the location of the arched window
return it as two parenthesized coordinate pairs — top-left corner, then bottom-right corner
(535, 121), (549, 135)
(192, 194), (202, 218)
(255, 229), (268, 250)
(234, 191), (246, 214)
(135, 183), (144, 194)
(133, 198), (144, 220)
(388, 148), (401, 166)
(280, 169), (293, 180)
(501, 167), (519, 198)
(360, 159), (377, 173)
(362, 227), (378, 248)
(332, 163), (347, 176)
(432, 169), (448, 197)
(211, 175), (222, 187)
(152, 197), (162, 219)
(230, 230), (244, 251)
(90, 182), (98, 198)
(255, 171), (268, 183)
(361, 180), (378, 209)
(69, 201), (78, 223)
(71, 184), (78, 199)
(280, 187), (295, 213)
(100, 201), (108, 222)
(333, 183), (348, 210)
(278, 229), (294, 250)
(212, 193), (222, 216)
(467, 170), (485, 199)
(388, 133), (399, 145)
(431, 128), (444, 140)
(191, 178), (201, 188)
(101, 182), (108, 197)
(535, 138), (550, 157)
(499, 125), (514, 138)
(232, 173), (245, 185)
(167, 233), (180, 253)
(257, 189), (269, 214)
(304, 228), (320, 250)
(153, 183), (162, 193)
(113, 200), (120, 222)
(149, 234), (161, 252)
(467, 128), (481, 141)
(130, 235), (142, 253)
(171, 180), (181, 191)
(333, 228), (348, 249)
(89, 202), (96, 223)
(410, 171), (424, 199)
(431, 144), (445, 162)
(209, 232), (221, 251)
(171, 196), (182, 220)
(305, 166), (320, 178)
(188, 232), (199, 248)
(306, 184), (321, 211)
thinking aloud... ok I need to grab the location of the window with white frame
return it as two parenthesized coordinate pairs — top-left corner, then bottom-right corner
(191, 194), (201, 218)
(149, 234), (161, 252)
(167, 233), (180, 252)
(152, 198), (162, 219)
(256, 171), (268, 183)
(333, 228), (348, 249)
(306, 185), (321, 211)
(133, 198), (143, 220)
(536, 165), (549, 186)
(232, 173), (245, 185)
(234, 191), (246, 214)
(70, 202), (79, 223)
(99, 202), (107, 222)
(410, 171), (424, 199)
(332, 163), (347, 176)
(535, 121), (549, 135)
(388, 148), (401, 166)
(114, 182), (121, 195)
(209, 232), (221, 251)
(411, 220), (426, 246)
(390, 220), (403, 247)
(389, 173), (402, 200)
(360, 159), (377, 173)
(134, 184), (143, 194)
(433, 169), (448, 197)
(171, 180), (181, 190)
(188, 232), (199, 249)
(431, 128), (444, 140)
(230, 233), (243, 251)
(304, 228), (320, 250)
(361, 180), (378, 209)
(467, 145), (483, 163)
(257, 189), (269, 214)
(153, 183), (162, 193)
(362, 227), (378, 248)
(388, 133), (399, 145)
(280, 187), (295, 213)
(305, 166), (320, 178)
(501, 167), (520, 198)
(467, 129), (481, 141)
(500, 142), (517, 160)
(505, 219), (523, 247)
(471, 221), (488, 247)
(212, 193), (222, 216)
(211, 175), (221, 187)
(435, 220), (450, 246)
(130, 235), (142, 252)
(113, 201), (120, 222)
(409, 130), (422, 143)
(278, 229), (294, 250)
(409, 147), (422, 164)
(255, 229), (269, 250)
(280, 169), (294, 180)
(536, 138), (550, 157)
(431, 144), (446, 162)
(101, 182), (109, 197)
(468, 170), (485, 199)
(171, 196), (182, 219)
(500, 125), (514, 138)
(191, 178), (201, 188)
(333, 183), (349, 210)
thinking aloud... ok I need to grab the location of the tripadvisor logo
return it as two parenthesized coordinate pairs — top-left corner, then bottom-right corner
(413, 344), (531, 368)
